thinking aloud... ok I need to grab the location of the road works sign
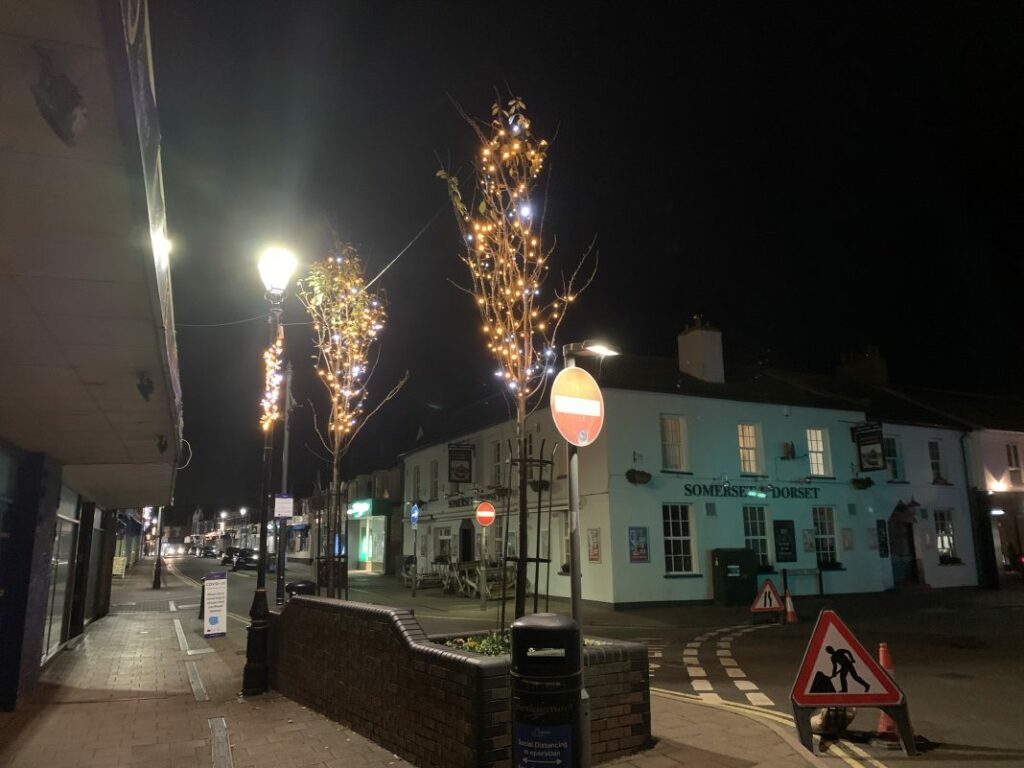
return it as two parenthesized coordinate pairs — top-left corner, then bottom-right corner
(791, 609), (902, 707)
(750, 579), (784, 613)
(550, 367), (604, 447)
(475, 501), (496, 527)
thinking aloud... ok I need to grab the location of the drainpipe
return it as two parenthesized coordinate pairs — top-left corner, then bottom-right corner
(960, 432), (998, 589)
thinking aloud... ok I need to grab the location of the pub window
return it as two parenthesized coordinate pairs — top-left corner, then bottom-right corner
(883, 436), (904, 481)
(934, 510), (958, 560)
(412, 465), (421, 503)
(737, 423), (763, 475)
(490, 442), (502, 487)
(812, 506), (837, 565)
(742, 506), (770, 567)
(806, 429), (831, 476)
(429, 459), (439, 500)
(662, 503), (695, 574)
(928, 440), (946, 483)
(660, 415), (689, 471)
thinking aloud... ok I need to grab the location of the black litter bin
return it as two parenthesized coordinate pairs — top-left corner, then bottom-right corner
(510, 613), (581, 768)
(285, 580), (317, 598)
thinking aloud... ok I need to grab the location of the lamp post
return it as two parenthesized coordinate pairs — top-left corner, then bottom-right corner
(243, 245), (297, 696)
(560, 339), (618, 768)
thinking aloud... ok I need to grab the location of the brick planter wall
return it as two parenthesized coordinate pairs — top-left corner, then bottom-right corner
(269, 597), (651, 768)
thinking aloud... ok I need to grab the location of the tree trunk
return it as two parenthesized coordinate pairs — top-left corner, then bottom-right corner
(514, 414), (529, 618)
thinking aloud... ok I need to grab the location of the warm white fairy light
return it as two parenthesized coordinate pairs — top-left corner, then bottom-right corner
(259, 327), (284, 432)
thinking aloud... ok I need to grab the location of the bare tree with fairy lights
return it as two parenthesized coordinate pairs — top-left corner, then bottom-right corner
(298, 242), (408, 491)
(439, 95), (595, 619)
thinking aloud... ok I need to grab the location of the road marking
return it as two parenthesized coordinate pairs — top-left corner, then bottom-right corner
(685, 641), (701, 649)
(725, 668), (746, 678)
(841, 740), (889, 768)
(745, 692), (775, 707)
(691, 679), (713, 692)
(209, 717), (233, 768)
(716, 649), (731, 657)
(717, 640), (731, 648)
(185, 661), (209, 702)
(168, 600), (177, 612)
(697, 692), (723, 704)
(187, 648), (215, 656)
(173, 619), (188, 652)
(683, 649), (698, 658)
(734, 680), (758, 691)
(178, 603), (199, 609)
(720, 657), (738, 667)
(685, 666), (706, 677)
(826, 742), (862, 768)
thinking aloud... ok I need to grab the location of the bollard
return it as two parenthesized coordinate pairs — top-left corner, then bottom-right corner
(198, 577), (205, 620)
(511, 614), (582, 768)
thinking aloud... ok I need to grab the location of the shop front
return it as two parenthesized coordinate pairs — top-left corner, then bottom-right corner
(347, 499), (396, 574)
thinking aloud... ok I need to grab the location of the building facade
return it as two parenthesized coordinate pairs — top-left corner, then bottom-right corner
(401, 328), (981, 606)
(0, 0), (182, 708)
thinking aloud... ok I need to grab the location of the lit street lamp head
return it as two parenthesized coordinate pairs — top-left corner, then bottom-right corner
(582, 340), (620, 358)
(258, 246), (298, 298)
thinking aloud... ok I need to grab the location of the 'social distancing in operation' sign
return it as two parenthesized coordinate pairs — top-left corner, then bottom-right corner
(550, 367), (605, 447)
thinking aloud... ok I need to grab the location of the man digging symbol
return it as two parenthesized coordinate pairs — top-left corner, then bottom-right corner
(826, 645), (870, 692)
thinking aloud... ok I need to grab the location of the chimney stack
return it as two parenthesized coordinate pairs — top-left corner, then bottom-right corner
(678, 315), (724, 383)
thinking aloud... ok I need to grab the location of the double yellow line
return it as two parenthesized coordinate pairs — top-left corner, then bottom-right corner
(651, 686), (888, 768)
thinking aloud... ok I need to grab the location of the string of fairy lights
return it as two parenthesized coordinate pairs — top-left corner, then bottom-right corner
(297, 244), (388, 456)
(259, 326), (284, 432)
(442, 97), (584, 403)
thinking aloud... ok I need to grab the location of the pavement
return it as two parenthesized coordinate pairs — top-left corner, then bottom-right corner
(0, 557), (831, 768)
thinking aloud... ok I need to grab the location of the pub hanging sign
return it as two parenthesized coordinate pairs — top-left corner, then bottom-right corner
(851, 423), (885, 472)
(448, 443), (474, 484)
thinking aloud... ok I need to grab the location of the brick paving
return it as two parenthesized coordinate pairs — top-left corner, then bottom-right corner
(0, 559), (821, 768)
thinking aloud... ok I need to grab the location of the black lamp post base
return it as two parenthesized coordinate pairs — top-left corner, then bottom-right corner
(242, 587), (270, 696)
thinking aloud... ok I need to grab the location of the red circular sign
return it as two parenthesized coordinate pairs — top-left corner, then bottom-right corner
(550, 367), (605, 447)
(475, 501), (496, 527)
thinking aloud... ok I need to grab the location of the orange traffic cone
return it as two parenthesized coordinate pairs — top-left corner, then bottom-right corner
(784, 588), (799, 624)
(877, 643), (898, 741)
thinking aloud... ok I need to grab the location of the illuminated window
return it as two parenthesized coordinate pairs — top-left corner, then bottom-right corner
(743, 506), (770, 566)
(660, 415), (689, 471)
(812, 506), (837, 565)
(806, 429), (831, 476)
(737, 424), (762, 474)
(934, 510), (957, 559)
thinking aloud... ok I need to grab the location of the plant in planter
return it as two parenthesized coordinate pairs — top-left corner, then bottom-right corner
(850, 476), (874, 490)
(938, 554), (962, 565)
(626, 469), (652, 485)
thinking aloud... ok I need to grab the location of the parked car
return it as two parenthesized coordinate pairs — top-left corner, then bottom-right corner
(199, 545), (218, 558)
(232, 549), (259, 571)
(220, 546), (242, 565)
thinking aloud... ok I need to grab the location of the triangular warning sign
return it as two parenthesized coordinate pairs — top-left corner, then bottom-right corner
(750, 579), (783, 613)
(791, 610), (903, 707)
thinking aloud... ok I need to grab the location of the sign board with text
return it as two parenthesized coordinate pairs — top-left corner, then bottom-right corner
(203, 572), (227, 638)
(274, 494), (293, 519)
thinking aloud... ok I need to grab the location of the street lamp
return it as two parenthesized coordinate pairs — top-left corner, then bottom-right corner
(561, 338), (618, 768)
(243, 245), (297, 696)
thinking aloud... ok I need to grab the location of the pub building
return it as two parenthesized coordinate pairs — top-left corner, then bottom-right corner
(400, 326), (995, 606)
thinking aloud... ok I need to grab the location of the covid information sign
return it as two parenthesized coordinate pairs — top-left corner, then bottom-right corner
(514, 723), (571, 768)
(203, 572), (227, 638)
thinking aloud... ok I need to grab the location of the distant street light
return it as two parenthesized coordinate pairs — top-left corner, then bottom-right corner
(243, 245), (297, 696)
(220, 510), (227, 519)
(561, 338), (618, 768)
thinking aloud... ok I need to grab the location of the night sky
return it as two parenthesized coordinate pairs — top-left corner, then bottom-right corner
(147, 2), (1023, 522)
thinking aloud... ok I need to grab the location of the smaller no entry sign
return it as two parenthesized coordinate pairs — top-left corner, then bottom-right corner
(550, 367), (605, 447)
(475, 501), (496, 527)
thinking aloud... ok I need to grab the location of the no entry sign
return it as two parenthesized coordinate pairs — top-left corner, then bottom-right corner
(475, 501), (496, 527)
(550, 367), (605, 447)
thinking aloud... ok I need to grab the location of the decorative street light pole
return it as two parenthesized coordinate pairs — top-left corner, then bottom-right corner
(560, 339), (618, 768)
(242, 245), (297, 696)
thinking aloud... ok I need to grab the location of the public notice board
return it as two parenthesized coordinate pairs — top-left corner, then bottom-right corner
(514, 723), (571, 768)
(773, 520), (797, 562)
(203, 572), (227, 638)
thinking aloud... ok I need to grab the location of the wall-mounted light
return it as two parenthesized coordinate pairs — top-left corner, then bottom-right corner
(991, 508), (1005, 516)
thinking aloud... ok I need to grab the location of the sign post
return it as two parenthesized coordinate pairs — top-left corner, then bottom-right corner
(203, 572), (227, 638)
(476, 501), (496, 611)
(791, 609), (916, 755)
(410, 504), (420, 598)
(274, 494), (293, 606)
